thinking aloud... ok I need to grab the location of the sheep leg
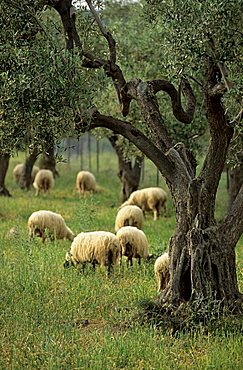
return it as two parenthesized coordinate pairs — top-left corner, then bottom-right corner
(137, 257), (141, 266)
(127, 257), (133, 268)
(107, 263), (114, 277)
(81, 263), (86, 273)
(153, 205), (160, 221)
(163, 203), (167, 217)
(91, 261), (96, 271)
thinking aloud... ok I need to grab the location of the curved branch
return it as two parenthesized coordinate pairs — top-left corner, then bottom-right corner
(75, 110), (175, 184)
(150, 78), (196, 124)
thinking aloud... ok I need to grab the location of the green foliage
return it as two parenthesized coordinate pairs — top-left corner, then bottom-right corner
(144, 0), (243, 124)
(0, 2), (96, 154)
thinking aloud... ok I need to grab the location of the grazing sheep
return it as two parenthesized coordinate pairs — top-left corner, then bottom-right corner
(120, 187), (167, 220)
(154, 252), (170, 292)
(13, 163), (39, 184)
(64, 231), (121, 275)
(33, 169), (54, 196)
(116, 226), (149, 267)
(115, 205), (144, 232)
(28, 210), (75, 242)
(76, 170), (96, 194)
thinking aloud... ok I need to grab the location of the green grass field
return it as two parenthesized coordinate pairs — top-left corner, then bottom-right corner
(0, 152), (243, 369)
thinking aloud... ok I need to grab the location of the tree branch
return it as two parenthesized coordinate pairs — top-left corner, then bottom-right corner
(219, 182), (243, 250)
(85, 0), (126, 105)
(150, 78), (196, 124)
(75, 109), (175, 184)
(197, 61), (234, 227)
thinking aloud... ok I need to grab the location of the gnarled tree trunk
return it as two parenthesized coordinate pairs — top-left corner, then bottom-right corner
(0, 153), (11, 197)
(109, 135), (143, 202)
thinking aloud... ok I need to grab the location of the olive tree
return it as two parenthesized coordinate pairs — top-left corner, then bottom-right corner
(0, 0), (94, 193)
(49, 0), (243, 314)
(3, 0), (243, 318)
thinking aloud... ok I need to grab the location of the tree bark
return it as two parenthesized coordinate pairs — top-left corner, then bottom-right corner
(227, 155), (243, 211)
(0, 153), (11, 197)
(109, 135), (143, 202)
(39, 142), (59, 178)
(19, 147), (39, 190)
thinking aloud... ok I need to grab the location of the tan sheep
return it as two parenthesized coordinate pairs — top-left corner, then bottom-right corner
(13, 163), (39, 184)
(116, 226), (149, 267)
(76, 170), (96, 194)
(64, 231), (121, 275)
(154, 252), (170, 292)
(28, 210), (75, 242)
(115, 205), (144, 232)
(33, 169), (54, 196)
(120, 187), (167, 220)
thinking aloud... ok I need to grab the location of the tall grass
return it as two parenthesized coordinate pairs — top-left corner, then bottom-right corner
(0, 153), (242, 369)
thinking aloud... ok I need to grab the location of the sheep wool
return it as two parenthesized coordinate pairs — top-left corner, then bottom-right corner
(13, 163), (39, 184)
(76, 170), (96, 194)
(28, 210), (75, 242)
(64, 231), (121, 275)
(116, 226), (149, 267)
(33, 169), (54, 196)
(115, 205), (144, 232)
(154, 252), (170, 292)
(120, 187), (167, 220)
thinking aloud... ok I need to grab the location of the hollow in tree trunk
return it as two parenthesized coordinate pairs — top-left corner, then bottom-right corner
(0, 153), (11, 197)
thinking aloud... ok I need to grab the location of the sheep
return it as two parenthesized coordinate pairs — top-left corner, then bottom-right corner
(154, 252), (170, 292)
(33, 169), (54, 196)
(120, 187), (167, 220)
(76, 170), (96, 194)
(115, 205), (144, 232)
(13, 163), (39, 184)
(116, 226), (149, 267)
(28, 210), (75, 242)
(64, 231), (121, 275)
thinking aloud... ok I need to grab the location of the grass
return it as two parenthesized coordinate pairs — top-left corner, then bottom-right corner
(0, 152), (243, 369)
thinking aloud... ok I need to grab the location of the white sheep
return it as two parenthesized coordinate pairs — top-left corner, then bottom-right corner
(13, 163), (39, 184)
(154, 252), (170, 292)
(76, 170), (96, 194)
(120, 187), (167, 220)
(115, 205), (144, 232)
(33, 169), (54, 196)
(116, 226), (149, 267)
(28, 210), (75, 242)
(64, 231), (121, 275)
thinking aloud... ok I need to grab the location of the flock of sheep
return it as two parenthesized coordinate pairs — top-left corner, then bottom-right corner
(14, 164), (170, 293)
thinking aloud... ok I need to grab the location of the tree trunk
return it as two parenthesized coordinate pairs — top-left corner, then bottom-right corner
(19, 147), (39, 190)
(39, 142), (59, 178)
(227, 156), (243, 210)
(109, 135), (143, 202)
(158, 65), (243, 313)
(0, 153), (11, 197)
